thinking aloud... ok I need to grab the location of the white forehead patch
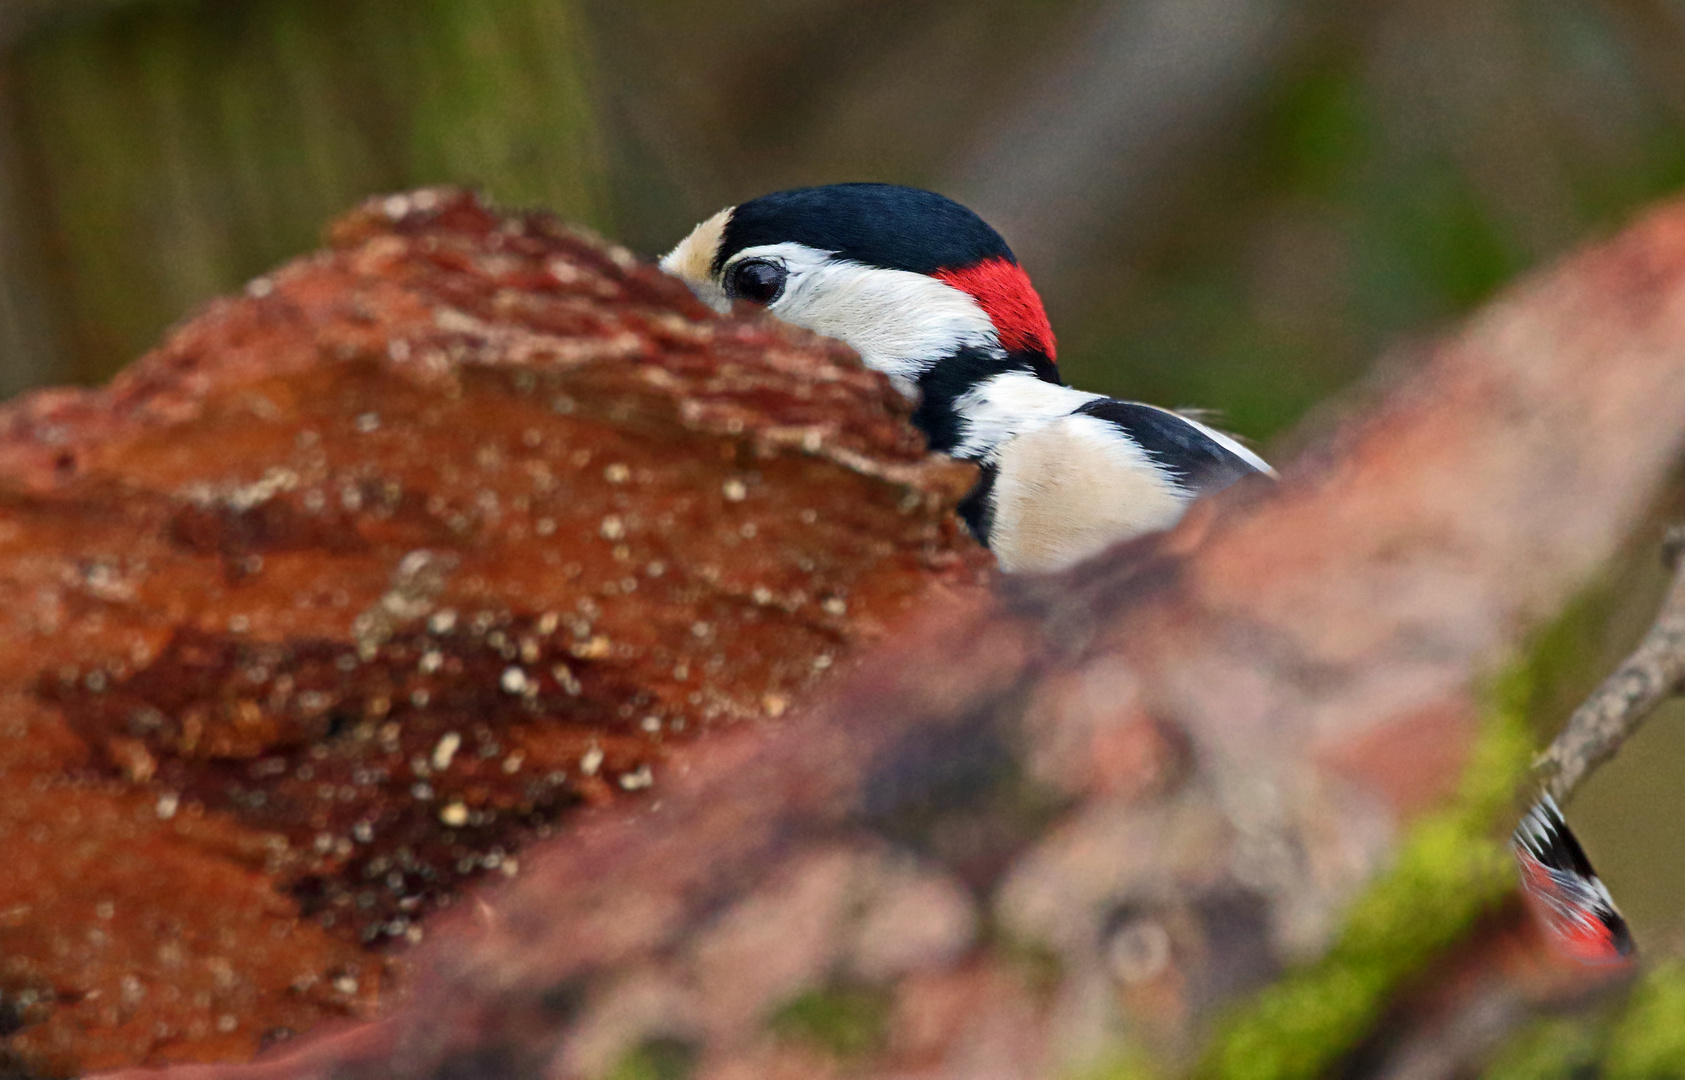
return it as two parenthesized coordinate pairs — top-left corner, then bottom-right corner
(659, 207), (734, 310)
(724, 241), (1001, 386)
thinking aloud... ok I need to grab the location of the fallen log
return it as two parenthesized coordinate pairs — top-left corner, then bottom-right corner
(12, 187), (1685, 1080)
(0, 189), (988, 1076)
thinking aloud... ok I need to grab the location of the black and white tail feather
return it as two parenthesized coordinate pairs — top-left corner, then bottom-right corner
(1511, 794), (1633, 964)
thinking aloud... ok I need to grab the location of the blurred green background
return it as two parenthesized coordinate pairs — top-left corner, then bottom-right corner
(0, 0), (1681, 967)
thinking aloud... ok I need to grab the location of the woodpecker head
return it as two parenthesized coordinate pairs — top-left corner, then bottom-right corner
(661, 183), (1060, 453)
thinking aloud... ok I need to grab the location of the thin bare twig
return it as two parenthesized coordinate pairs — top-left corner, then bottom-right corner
(1539, 525), (1685, 803)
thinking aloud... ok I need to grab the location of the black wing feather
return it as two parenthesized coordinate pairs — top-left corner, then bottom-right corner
(1076, 400), (1260, 494)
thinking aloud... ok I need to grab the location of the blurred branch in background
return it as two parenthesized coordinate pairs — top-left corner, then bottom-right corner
(0, 0), (603, 386)
(581, 0), (1090, 253)
(947, 0), (1317, 301)
(0, 0), (138, 51)
(1049, 0), (1685, 442)
(0, 98), (57, 398)
(9, 0), (1685, 432)
(0, 2), (149, 396)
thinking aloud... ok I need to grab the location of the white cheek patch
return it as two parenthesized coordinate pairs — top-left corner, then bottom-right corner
(726, 243), (1002, 384)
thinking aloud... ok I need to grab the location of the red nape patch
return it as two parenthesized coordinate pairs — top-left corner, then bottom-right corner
(935, 257), (1057, 361)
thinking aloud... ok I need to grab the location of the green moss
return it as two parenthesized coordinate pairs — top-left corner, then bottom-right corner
(1605, 962), (1685, 1078)
(1483, 962), (1685, 1079)
(1073, 1045), (1162, 1080)
(768, 985), (894, 1060)
(605, 1038), (696, 1080)
(1185, 668), (1536, 1080)
(1479, 959), (1685, 1078)
(1483, 1016), (1602, 1080)
(1132, 567), (1685, 1080)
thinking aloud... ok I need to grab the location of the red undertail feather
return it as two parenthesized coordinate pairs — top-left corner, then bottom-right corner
(935, 257), (1057, 361)
(1512, 794), (1633, 966)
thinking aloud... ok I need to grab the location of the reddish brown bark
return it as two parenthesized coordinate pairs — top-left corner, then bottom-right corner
(129, 194), (1685, 1080)
(0, 189), (989, 1076)
(12, 190), (1685, 1080)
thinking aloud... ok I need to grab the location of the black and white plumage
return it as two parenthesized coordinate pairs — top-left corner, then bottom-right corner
(661, 183), (1272, 573)
(1512, 794), (1633, 964)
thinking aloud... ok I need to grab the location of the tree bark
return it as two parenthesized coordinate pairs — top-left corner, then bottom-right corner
(74, 195), (1685, 1079)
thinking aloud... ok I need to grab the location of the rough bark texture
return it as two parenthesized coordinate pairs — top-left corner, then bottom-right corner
(0, 188), (989, 1076)
(16, 191), (1685, 1080)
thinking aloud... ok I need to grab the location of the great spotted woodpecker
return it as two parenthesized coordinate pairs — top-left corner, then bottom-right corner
(661, 182), (1273, 573)
(1512, 794), (1633, 965)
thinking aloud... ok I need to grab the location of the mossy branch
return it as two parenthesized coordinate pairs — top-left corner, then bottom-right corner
(1186, 671), (1536, 1080)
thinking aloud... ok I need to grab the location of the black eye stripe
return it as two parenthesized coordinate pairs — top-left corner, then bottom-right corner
(725, 259), (787, 305)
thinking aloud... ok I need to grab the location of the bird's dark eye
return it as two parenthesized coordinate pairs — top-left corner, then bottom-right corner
(726, 259), (787, 306)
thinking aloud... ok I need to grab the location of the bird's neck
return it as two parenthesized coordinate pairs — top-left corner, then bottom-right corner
(912, 348), (1078, 459)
